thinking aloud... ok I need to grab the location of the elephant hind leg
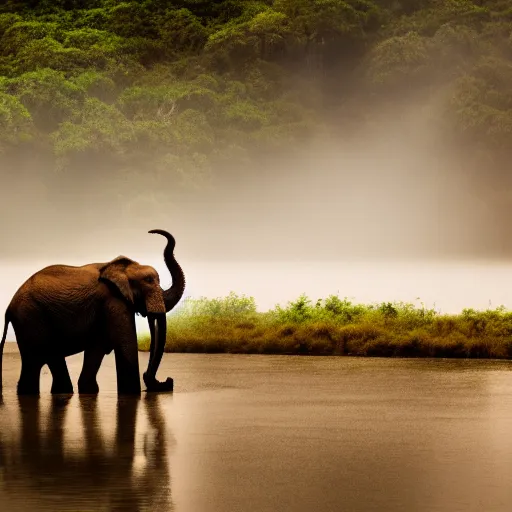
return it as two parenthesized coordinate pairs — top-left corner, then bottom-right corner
(48, 357), (74, 394)
(17, 356), (44, 395)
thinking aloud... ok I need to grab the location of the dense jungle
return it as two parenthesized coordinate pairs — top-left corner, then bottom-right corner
(1, 0), (511, 184)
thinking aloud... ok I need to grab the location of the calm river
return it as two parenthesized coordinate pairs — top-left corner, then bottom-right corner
(1, 350), (512, 511)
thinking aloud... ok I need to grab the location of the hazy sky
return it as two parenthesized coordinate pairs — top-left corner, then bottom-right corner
(1, 97), (510, 265)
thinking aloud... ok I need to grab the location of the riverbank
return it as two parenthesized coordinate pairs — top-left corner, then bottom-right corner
(138, 294), (512, 359)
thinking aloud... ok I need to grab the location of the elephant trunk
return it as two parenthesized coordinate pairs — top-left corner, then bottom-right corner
(144, 313), (167, 385)
(143, 229), (184, 392)
(149, 229), (186, 313)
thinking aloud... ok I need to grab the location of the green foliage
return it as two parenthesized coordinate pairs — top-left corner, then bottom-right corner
(74, 8), (109, 30)
(137, 293), (512, 358)
(271, 294), (315, 323)
(15, 37), (93, 72)
(71, 70), (116, 101)
(7, 68), (84, 130)
(3, 20), (61, 52)
(223, 99), (269, 129)
(0, 92), (34, 151)
(205, 5), (289, 65)
(366, 32), (431, 89)
(106, 2), (156, 39)
(158, 8), (208, 54)
(0, 0), (511, 180)
(51, 97), (134, 158)
(274, 0), (368, 42)
(62, 27), (121, 51)
(0, 13), (23, 38)
(447, 56), (512, 152)
(181, 292), (258, 317)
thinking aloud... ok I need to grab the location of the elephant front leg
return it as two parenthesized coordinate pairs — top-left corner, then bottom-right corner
(114, 342), (142, 395)
(78, 345), (105, 394)
(47, 357), (74, 394)
(105, 304), (141, 395)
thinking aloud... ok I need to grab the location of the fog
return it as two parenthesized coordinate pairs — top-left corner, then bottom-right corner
(1, 99), (511, 340)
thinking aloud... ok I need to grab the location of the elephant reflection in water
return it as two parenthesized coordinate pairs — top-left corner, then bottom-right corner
(0, 395), (174, 511)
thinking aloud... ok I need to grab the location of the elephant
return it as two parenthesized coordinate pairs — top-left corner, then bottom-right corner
(0, 229), (185, 395)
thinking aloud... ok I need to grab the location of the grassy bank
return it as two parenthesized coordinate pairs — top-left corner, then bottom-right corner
(138, 293), (512, 359)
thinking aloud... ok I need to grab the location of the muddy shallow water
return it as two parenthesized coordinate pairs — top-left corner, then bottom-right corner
(1, 349), (512, 511)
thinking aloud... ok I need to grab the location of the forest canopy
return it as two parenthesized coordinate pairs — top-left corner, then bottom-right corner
(0, 0), (511, 188)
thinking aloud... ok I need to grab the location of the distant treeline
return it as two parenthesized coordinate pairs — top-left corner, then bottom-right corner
(1, 0), (511, 183)
(138, 292), (512, 359)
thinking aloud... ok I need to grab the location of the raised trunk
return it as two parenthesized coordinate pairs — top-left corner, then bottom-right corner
(149, 229), (186, 313)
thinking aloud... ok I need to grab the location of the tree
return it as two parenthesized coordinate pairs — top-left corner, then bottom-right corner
(0, 92), (34, 153)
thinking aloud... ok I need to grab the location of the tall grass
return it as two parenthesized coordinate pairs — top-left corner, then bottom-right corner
(138, 292), (512, 359)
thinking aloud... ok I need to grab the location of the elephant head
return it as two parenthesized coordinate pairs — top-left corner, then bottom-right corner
(99, 230), (185, 392)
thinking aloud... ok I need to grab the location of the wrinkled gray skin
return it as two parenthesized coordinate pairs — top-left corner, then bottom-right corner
(0, 230), (185, 395)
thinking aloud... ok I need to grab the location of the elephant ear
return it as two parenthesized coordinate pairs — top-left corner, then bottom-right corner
(98, 256), (137, 304)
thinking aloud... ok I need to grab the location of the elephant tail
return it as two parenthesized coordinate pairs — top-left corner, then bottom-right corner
(0, 308), (10, 392)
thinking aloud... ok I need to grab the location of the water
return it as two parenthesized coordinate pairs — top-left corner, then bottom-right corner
(2, 351), (512, 511)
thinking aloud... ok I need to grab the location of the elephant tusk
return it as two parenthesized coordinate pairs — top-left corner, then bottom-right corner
(147, 315), (156, 363)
